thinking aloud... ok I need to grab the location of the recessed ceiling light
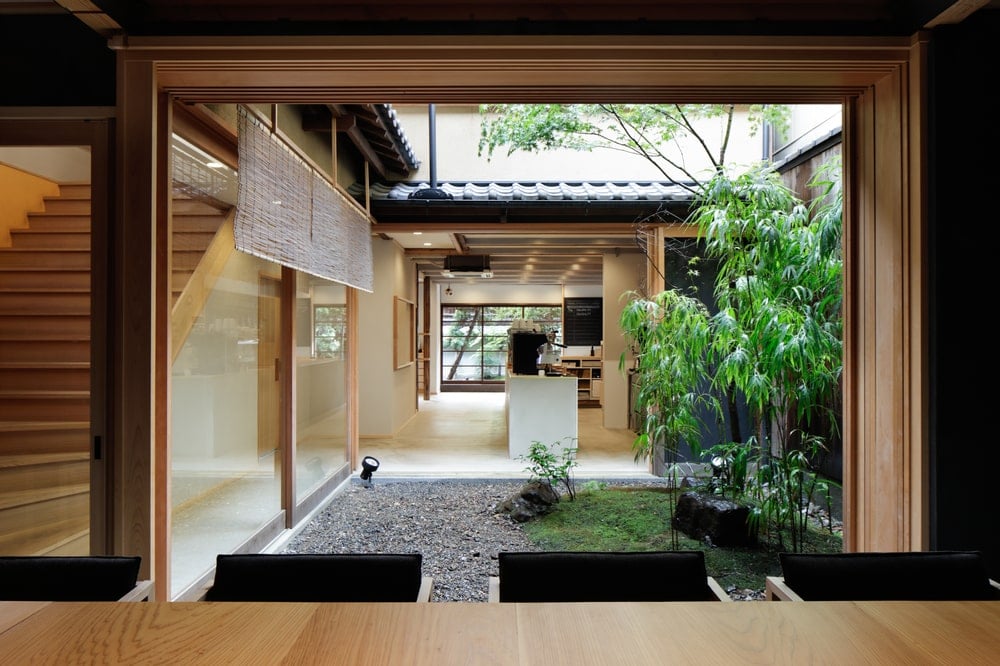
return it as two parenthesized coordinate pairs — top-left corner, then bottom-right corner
(413, 232), (423, 235)
(423, 242), (432, 246)
(205, 161), (225, 168)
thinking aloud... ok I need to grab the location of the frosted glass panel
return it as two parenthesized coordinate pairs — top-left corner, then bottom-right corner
(170, 250), (282, 598)
(295, 275), (348, 501)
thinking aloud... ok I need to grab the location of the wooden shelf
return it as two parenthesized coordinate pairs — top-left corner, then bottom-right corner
(559, 356), (603, 406)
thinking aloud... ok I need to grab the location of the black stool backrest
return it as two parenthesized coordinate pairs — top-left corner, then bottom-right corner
(497, 550), (717, 602)
(0, 556), (142, 601)
(779, 551), (999, 600)
(205, 553), (424, 602)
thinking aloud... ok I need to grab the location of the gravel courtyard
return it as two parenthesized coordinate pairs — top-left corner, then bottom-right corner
(282, 477), (706, 603)
(283, 479), (537, 602)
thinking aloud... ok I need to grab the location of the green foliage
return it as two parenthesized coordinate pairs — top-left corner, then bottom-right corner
(518, 438), (580, 500)
(521, 486), (842, 592)
(693, 161), (843, 438)
(705, 440), (752, 501)
(744, 436), (843, 551)
(619, 289), (721, 464)
(580, 480), (608, 493)
(478, 103), (790, 191)
(619, 158), (844, 552)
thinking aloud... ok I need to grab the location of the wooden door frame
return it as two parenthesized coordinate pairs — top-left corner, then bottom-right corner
(114, 34), (929, 598)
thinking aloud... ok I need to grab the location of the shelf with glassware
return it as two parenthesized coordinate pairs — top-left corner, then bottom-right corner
(559, 355), (603, 407)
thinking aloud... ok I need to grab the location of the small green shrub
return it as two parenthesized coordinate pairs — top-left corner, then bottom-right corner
(580, 480), (607, 493)
(518, 438), (579, 500)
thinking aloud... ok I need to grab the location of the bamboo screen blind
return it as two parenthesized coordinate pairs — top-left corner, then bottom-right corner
(235, 106), (374, 292)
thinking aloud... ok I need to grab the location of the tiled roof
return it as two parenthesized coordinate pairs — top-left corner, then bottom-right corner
(371, 104), (420, 172)
(350, 180), (697, 202)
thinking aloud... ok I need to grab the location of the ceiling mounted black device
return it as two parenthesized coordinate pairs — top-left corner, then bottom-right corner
(442, 254), (493, 278)
(408, 103), (453, 201)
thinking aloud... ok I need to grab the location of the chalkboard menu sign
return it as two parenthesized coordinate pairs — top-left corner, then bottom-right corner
(563, 297), (603, 346)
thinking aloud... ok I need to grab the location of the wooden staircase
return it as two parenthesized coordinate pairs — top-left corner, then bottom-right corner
(0, 184), (231, 555)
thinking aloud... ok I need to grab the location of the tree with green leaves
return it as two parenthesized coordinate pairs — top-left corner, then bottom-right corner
(620, 160), (843, 551)
(619, 289), (720, 465)
(694, 161), (843, 551)
(479, 103), (790, 196)
(442, 308), (483, 380)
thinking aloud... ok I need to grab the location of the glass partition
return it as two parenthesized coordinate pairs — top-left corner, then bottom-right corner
(170, 250), (283, 598)
(294, 274), (348, 501)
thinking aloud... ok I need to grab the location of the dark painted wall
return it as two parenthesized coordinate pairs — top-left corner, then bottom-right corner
(928, 9), (1000, 578)
(0, 15), (115, 106)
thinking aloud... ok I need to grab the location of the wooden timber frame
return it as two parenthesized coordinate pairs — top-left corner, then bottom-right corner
(113, 34), (929, 600)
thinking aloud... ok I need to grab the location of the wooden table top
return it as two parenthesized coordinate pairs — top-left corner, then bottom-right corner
(1, 600), (999, 665)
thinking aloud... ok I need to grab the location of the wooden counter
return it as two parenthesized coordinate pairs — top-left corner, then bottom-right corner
(2, 600), (999, 665)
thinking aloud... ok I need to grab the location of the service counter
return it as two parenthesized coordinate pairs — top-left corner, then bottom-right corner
(504, 375), (578, 459)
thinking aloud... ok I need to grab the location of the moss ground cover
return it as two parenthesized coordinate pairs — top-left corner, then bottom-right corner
(520, 486), (842, 593)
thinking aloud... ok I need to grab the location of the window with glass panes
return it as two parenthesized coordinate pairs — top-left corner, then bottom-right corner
(314, 305), (347, 358)
(441, 305), (562, 382)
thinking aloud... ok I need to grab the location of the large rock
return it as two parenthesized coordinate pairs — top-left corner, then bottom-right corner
(494, 481), (560, 523)
(672, 491), (755, 547)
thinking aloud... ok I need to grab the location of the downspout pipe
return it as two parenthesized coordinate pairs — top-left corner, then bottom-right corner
(409, 103), (453, 200)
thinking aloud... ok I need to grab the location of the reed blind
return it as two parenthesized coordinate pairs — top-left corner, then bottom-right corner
(235, 106), (374, 292)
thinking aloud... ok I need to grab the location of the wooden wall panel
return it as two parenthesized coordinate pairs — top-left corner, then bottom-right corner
(117, 56), (157, 593)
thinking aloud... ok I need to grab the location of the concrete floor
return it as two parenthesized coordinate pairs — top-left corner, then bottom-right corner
(358, 391), (656, 479)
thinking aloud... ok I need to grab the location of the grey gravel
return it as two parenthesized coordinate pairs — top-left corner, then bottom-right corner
(282, 477), (767, 602)
(282, 479), (539, 602)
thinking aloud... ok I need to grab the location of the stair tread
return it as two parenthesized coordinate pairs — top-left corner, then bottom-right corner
(0, 266), (89, 271)
(11, 227), (89, 232)
(0, 452), (89, 469)
(0, 483), (89, 511)
(0, 390), (89, 398)
(0, 311), (90, 315)
(0, 287), (90, 293)
(0, 247), (89, 252)
(0, 421), (88, 431)
(0, 361), (89, 368)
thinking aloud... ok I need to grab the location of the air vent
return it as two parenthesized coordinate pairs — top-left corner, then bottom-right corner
(442, 254), (493, 278)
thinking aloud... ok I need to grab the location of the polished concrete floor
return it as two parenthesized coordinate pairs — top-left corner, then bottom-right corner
(358, 391), (656, 479)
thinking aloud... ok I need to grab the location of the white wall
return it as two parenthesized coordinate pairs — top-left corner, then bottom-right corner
(358, 237), (417, 436)
(395, 104), (764, 184)
(439, 282), (562, 304)
(783, 104), (841, 149)
(0, 146), (90, 182)
(602, 251), (644, 429)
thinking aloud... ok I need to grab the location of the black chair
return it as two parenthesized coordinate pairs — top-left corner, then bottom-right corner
(766, 551), (1000, 601)
(203, 553), (433, 602)
(0, 555), (150, 601)
(488, 550), (730, 602)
